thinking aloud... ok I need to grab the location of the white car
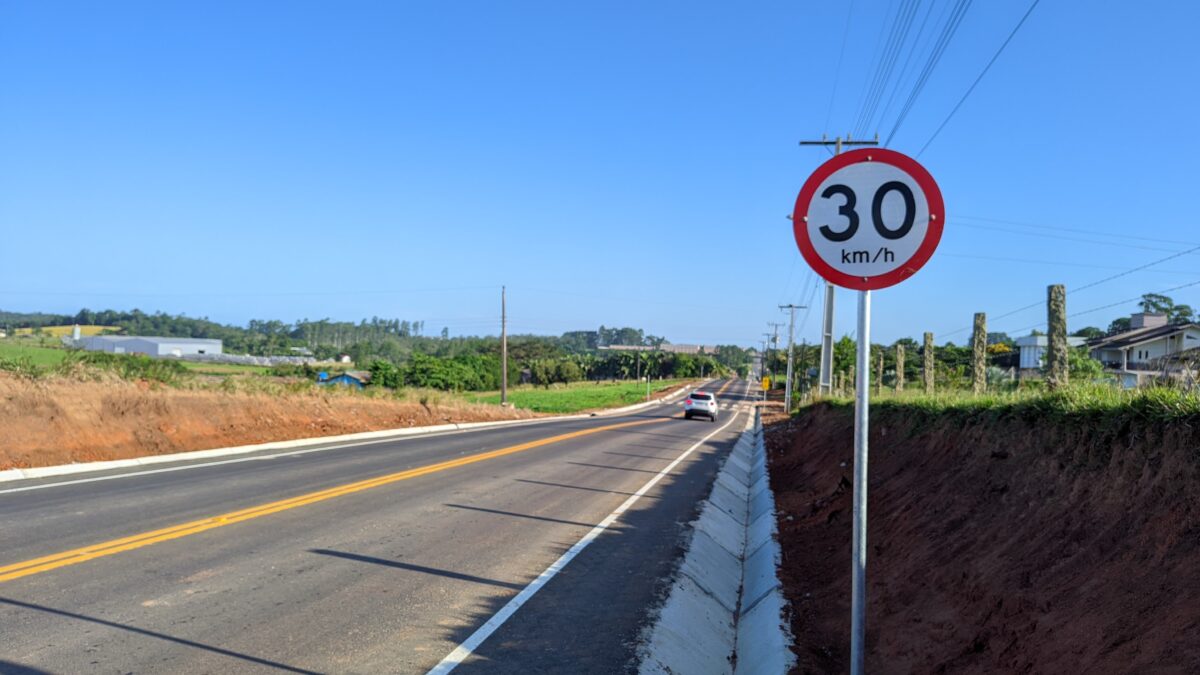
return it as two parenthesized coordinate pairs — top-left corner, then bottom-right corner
(683, 391), (719, 422)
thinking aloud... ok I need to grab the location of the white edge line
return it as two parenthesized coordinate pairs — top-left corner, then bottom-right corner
(0, 382), (708, 495)
(425, 408), (743, 675)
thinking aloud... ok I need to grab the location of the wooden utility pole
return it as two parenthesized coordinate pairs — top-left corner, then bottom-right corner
(501, 286), (508, 406)
(923, 332), (935, 394)
(800, 134), (880, 396)
(972, 312), (987, 395)
(1047, 284), (1068, 390)
(895, 344), (905, 392)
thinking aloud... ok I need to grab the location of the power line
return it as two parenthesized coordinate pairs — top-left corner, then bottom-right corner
(952, 221), (1193, 253)
(1005, 279), (1200, 334)
(954, 213), (1200, 247)
(941, 252), (1199, 275)
(885, 0), (973, 146)
(855, 0), (923, 138)
(940, 244), (1200, 337)
(917, 0), (1041, 156)
(875, 0), (943, 136)
(823, 0), (856, 135)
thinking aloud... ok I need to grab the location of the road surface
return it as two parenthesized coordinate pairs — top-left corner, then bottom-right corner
(0, 379), (755, 674)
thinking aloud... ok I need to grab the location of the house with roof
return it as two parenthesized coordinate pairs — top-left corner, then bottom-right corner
(1087, 313), (1200, 386)
(317, 371), (371, 389)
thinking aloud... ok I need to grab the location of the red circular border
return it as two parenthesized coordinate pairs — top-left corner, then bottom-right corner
(792, 147), (944, 291)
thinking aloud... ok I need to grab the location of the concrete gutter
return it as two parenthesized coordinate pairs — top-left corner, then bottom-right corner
(0, 382), (700, 485)
(639, 408), (794, 675)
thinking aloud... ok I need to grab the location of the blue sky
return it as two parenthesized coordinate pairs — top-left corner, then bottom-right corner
(2, 1), (1198, 346)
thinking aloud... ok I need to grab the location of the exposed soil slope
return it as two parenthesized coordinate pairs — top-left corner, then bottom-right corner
(766, 403), (1200, 674)
(0, 374), (534, 470)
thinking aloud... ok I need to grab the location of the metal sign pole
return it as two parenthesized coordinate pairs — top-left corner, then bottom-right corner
(851, 289), (871, 675)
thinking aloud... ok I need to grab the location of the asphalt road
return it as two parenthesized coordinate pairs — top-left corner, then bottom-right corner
(0, 379), (756, 674)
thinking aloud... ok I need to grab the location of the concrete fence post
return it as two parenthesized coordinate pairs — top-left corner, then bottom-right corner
(972, 313), (987, 395)
(895, 344), (905, 392)
(923, 331), (935, 394)
(1047, 284), (1068, 391)
(875, 349), (883, 396)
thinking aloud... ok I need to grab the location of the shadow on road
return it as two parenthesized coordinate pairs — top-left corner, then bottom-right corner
(443, 503), (595, 528)
(512, 478), (660, 500)
(565, 461), (663, 475)
(308, 549), (525, 590)
(428, 411), (744, 674)
(0, 597), (318, 674)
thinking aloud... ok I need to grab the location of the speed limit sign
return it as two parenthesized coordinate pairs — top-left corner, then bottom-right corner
(792, 148), (944, 291)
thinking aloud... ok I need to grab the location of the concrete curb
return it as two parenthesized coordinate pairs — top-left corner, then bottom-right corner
(0, 382), (700, 485)
(639, 409), (794, 675)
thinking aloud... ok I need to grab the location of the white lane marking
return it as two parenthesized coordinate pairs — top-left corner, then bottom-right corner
(426, 409), (743, 674)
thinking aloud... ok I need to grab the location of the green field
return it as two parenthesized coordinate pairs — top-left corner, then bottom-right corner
(178, 361), (271, 376)
(470, 379), (689, 413)
(0, 341), (68, 366)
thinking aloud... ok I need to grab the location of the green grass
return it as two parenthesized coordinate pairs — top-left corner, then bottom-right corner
(469, 379), (689, 413)
(0, 341), (68, 367)
(813, 383), (1200, 426)
(178, 361), (271, 376)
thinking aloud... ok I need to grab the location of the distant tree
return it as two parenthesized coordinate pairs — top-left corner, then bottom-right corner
(1138, 293), (1174, 315)
(1172, 304), (1194, 324)
(986, 331), (1013, 346)
(1071, 326), (1105, 340)
(1107, 317), (1131, 335)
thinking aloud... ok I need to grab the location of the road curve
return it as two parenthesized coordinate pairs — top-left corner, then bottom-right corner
(0, 379), (756, 674)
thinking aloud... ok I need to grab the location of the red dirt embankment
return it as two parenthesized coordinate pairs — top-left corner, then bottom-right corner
(0, 374), (534, 470)
(766, 404), (1200, 674)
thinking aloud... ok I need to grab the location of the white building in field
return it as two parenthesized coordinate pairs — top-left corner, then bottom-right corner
(1015, 335), (1086, 372)
(79, 336), (223, 358)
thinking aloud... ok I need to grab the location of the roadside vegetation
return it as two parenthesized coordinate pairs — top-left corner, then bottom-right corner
(469, 379), (688, 413)
(818, 383), (1200, 428)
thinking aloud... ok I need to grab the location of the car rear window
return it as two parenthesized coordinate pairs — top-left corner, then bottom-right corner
(691, 393), (712, 401)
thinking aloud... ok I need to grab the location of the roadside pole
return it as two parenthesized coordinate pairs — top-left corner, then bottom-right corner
(780, 304), (805, 414)
(792, 147), (943, 675)
(501, 286), (508, 406)
(800, 135), (879, 396)
(851, 290), (871, 673)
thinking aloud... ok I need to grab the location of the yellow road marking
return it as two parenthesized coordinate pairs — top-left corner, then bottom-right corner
(0, 417), (666, 584)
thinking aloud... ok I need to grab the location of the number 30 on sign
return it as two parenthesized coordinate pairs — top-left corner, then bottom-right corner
(792, 148), (944, 291)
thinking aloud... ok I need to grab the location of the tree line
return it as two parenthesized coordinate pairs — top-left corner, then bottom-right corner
(1, 308), (752, 391)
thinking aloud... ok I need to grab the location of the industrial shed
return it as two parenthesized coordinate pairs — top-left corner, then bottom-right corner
(79, 336), (223, 358)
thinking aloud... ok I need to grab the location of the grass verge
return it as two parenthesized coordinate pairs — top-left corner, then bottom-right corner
(469, 379), (688, 413)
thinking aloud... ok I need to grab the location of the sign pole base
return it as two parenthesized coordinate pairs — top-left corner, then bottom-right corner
(851, 289), (871, 675)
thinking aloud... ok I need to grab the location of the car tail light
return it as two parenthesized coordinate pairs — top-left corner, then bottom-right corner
(685, 399), (692, 405)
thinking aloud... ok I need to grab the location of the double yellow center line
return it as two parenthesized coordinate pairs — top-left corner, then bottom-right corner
(0, 417), (665, 584)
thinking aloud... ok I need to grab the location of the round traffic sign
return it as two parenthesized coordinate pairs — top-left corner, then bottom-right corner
(792, 148), (944, 291)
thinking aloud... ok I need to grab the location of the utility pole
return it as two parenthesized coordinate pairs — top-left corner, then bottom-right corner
(767, 322), (784, 392)
(762, 333), (774, 389)
(500, 285), (508, 406)
(779, 304), (806, 414)
(758, 340), (768, 400)
(799, 134), (879, 396)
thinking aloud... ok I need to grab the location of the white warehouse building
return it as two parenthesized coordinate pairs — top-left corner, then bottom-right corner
(79, 336), (223, 358)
